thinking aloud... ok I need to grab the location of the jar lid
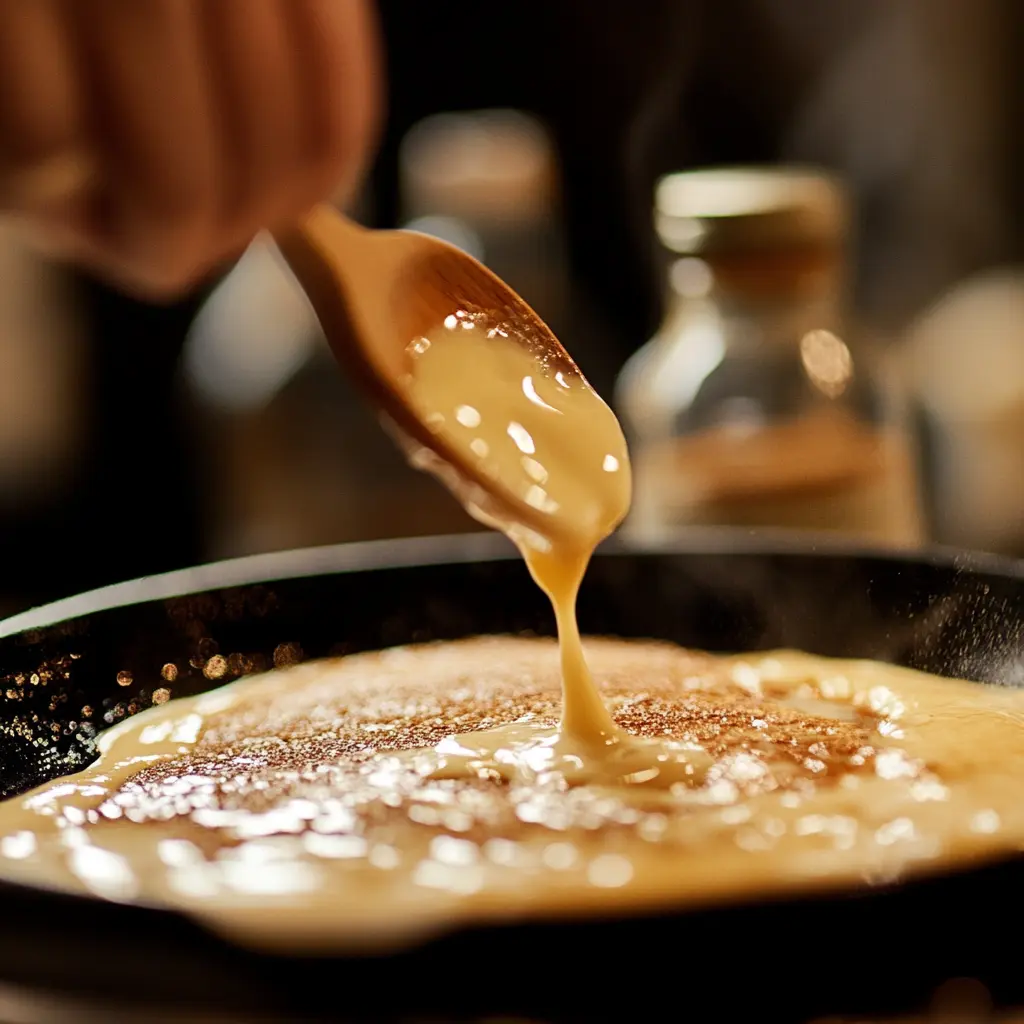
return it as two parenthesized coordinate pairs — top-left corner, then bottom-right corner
(654, 167), (848, 256)
(400, 110), (556, 227)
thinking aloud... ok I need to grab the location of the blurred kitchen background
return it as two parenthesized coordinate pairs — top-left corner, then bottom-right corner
(1, 0), (1023, 617)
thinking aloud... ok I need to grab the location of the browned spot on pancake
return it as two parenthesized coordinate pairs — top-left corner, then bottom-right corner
(613, 690), (876, 773)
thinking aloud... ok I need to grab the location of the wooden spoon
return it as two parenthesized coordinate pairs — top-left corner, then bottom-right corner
(273, 204), (619, 546)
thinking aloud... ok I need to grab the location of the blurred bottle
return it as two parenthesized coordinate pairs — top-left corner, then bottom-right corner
(901, 269), (1024, 556)
(616, 167), (924, 547)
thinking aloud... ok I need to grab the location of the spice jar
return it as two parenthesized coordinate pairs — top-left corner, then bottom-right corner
(616, 167), (924, 546)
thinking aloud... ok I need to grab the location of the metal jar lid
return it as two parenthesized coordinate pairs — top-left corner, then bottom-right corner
(654, 166), (848, 257)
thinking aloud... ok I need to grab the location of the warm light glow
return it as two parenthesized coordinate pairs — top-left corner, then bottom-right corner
(522, 376), (559, 412)
(521, 457), (548, 483)
(455, 405), (481, 428)
(800, 329), (853, 398)
(669, 257), (713, 298)
(507, 421), (535, 454)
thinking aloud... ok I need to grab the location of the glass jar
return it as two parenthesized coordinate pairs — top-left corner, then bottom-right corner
(615, 167), (925, 547)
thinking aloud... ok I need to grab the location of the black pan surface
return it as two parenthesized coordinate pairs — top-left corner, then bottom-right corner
(0, 529), (1022, 1023)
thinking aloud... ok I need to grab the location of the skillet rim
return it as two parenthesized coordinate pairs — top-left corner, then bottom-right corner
(1, 526), (1021, 639)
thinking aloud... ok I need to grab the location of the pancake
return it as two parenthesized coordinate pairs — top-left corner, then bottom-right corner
(1, 635), (1023, 952)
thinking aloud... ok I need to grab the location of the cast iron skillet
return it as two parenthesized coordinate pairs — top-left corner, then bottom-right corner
(0, 529), (1022, 1023)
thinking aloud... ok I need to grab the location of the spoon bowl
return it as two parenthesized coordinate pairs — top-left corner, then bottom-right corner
(274, 205), (616, 546)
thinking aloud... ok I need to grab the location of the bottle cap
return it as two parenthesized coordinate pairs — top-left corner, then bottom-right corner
(654, 166), (848, 257)
(400, 110), (556, 228)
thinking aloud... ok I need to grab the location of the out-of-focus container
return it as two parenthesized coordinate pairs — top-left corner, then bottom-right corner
(901, 269), (1024, 557)
(616, 167), (925, 547)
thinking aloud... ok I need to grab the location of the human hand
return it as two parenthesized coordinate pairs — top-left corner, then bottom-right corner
(0, 0), (381, 300)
